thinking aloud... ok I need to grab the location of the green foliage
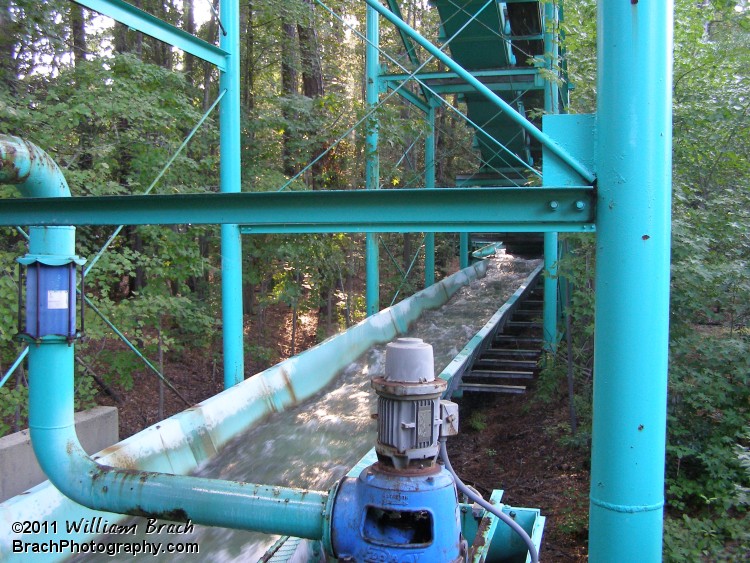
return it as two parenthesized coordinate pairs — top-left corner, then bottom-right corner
(467, 411), (488, 432)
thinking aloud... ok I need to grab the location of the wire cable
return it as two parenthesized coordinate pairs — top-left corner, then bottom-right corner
(439, 438), (540, 563)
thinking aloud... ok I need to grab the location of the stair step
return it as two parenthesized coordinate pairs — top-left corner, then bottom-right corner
(468, 369), (535, 380)
(512, 309), (542, 318)
(482, 349), (541, 359)
(507, 321), (543, 329)
(460, 383), (526, 394)
(474, 358), (538, 370)
(494, 335), (543, 344)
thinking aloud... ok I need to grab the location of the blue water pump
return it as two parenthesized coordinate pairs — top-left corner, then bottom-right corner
(328, 338), (466, 562)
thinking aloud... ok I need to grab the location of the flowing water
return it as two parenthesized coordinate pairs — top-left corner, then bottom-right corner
(76, 254), (539, 562)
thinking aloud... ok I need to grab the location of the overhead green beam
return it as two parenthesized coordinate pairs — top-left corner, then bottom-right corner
(381, 69), (541, 82)
(73, 0), (228, 70)
(0, 188), (595, 233)
(389, 80), (541, 95)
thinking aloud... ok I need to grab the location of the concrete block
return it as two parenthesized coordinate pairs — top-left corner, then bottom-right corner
(0, 406), (118, 502)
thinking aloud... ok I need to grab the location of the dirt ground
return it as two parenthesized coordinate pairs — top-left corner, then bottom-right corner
(96, 302), (589, 561)
(447, 390), (590, 561)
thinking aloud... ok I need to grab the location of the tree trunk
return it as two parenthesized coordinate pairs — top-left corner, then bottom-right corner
(201, 14), (218, 110)
(297, 1), (324, 99)
(281, 20), (298, 177)
(297, 0), (327, 188)
(71, 3), (94, 172)
(242, 0), (255, 111)
(115, 0), (142, 56)
(0, 2), (19, 94)
(184, 0), (195, 85)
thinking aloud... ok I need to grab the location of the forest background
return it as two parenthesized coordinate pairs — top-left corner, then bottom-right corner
(0, 0), (748, 560)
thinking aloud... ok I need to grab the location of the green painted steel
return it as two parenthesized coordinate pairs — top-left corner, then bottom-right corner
(219, 0), (244, 388)
(589, 2), (673, 560)
(0, 188), (595, 231)
(542, 3), (560, 354)
(366, 0), (595, 184)
(382, 69), (543, 96)
(542, 232), (558, 353)
(460, 232), (470, 269)
(73, 0), (228, 70)
(365, 4), (380, 316)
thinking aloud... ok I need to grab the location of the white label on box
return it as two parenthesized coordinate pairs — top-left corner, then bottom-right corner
(47, 290), (69, 310)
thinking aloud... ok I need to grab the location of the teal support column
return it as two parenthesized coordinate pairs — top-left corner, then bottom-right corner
(542, 232), (558, 353)
(589, 2), (673, 561)
(220, 0), (244, 387)
(459, 233), (469, 269)
(365, 4), (380, 316)
(424, 104), (436, 287)
(543, 1), (560, 115)
(542, 2), (559, 353)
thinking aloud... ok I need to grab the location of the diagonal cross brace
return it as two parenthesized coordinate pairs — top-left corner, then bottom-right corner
(365, 0), (596, 184)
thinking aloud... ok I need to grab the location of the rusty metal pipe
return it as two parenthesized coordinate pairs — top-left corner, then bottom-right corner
(0, 135), (71, 198)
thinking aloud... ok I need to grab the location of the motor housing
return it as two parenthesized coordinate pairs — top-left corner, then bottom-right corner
(328, 338), (465, 562)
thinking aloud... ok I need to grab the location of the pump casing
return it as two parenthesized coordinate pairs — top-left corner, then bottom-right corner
(328, 338), (465, 562)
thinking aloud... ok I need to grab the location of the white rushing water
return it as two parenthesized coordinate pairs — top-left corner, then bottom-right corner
(75, 253), (539, 562)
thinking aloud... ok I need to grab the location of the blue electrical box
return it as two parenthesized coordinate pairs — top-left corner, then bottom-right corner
(25, 263), (76, 339)
(18, 255), (85, 341)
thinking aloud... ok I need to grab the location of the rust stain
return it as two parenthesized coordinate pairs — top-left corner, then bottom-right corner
(130, 506), (190, 523)
(281, 368), (298, 404)
(469, 511), (493, 562)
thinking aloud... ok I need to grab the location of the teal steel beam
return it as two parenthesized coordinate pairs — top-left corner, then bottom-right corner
(365, 4), (380, 316)
(542, 232), (558, 353)
(219, 0), (244, 388)
(424, 104), (436, 287)
(385, 83), (430, 113)
(0, 188), (595, 232)
(381, 69), (540, 82)
(386, 79), (540, 95)
(543, 2), (560, 354)
(589, 2), (673, 560)
(459, 233), (469, 269)
(364, 0), (595, 184)
(73, 0), (228, 70)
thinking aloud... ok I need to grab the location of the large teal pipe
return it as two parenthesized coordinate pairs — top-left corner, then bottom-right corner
(364, 0), (594, 184)
(1, 136), (329, 541)
(219, 0), (245, 386)
(424, 104), (436, 288)
(28, 344), (328, 540)
(589, 2), (673, 560)
(0, 135), (71, 197)
(365, 4), (380, 316)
